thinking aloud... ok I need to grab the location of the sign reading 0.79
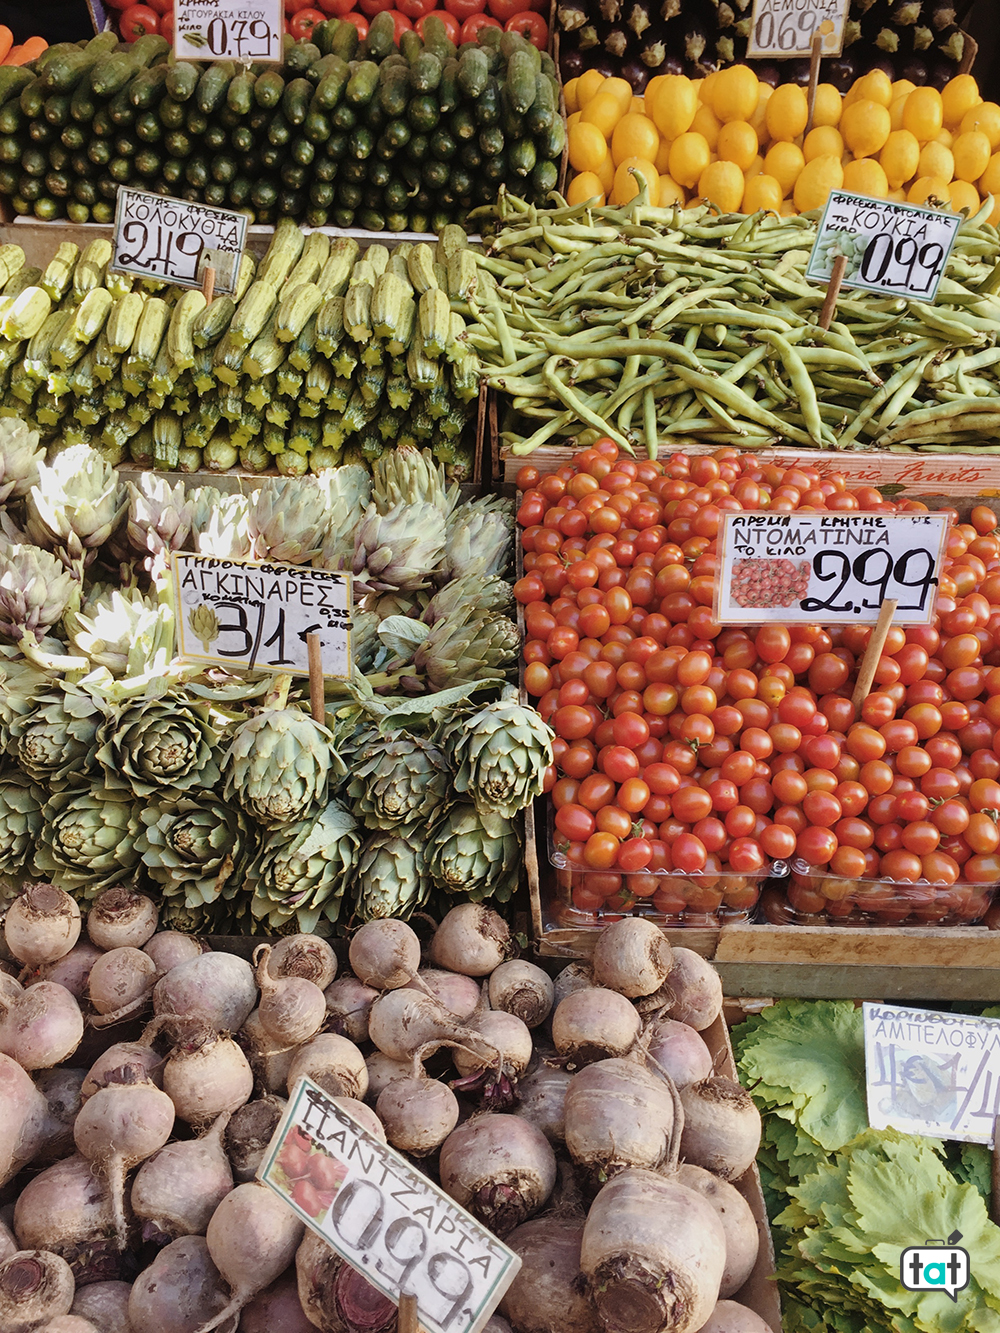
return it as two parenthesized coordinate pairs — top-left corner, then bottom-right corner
(715, 511), (949, 626)
(174, 0), (283, 64)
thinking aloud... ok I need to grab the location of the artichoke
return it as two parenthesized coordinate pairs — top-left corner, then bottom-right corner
(7, 681), (106, 786)
(126, 474), (193, 566)
(371, 446), (458, 518)
(0, 419), (43, 505)
(25, 445), (126, 569)
(0, 772), (44, 875)
(0, 645), (50, 749)
(350, 608), (382, 673)
(347, 733), (450, 830)
(352, 501), (446, 593)
(224, 705), (334, 826)
(34, 781), (141, 896)
(313, 465), (372, 570)
(96, 695), (222, 798)
(189, 490), (253, 560)
(450, 687), (555, 826)
(424, 574), (513, 625)
(0, 542), (80, 643)
(427, 803), (521, 903)
(413, 606), (519, 691)
(441, 500), (514, 583)
(248, 476), (330, 564)
(246, 799), (362, 934)
(137, 794), (252, 910)
(356, 829), (431, 921)
(63, 585), (174, 678)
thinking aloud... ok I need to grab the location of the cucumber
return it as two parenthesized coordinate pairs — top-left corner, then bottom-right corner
(69, 70), (97, 122)
(0, 136), (19, 164)
(108, 157), (131, 183)
(230, 123), (254, 153)
(430, 127), (456, 160)
(160, 97), (186, 129)
(166, 62), (200, 102)
(197, 63), (234, 116)
(283, 77), (313, 125)
(135, 111), (162, 143)
(185, 155), (209, 189)
(541, 114), (565, 160)
(0, 68), (35, 104)
(378, 63), (410, 118)
(91, 54), (139, 99)
(229, 177), (253, 207)
(346, 61), (379, 107)
(285, 40), (320, 73)
(457, 47), (488, 99)
(420, 16), (456, 61)
(409, 133), (429, 162)
(364, 11), (396, 62)
(410, 53), (441, 94)
(383, 117), (411, 151)
(185, 107), (208, 135)
(0, 102), (24, 134)
(450, 107), (477, 141)
(331, 101), (356, 131)
(367, 157), (391, 188)
(505, 50), (537, 116)
(108, 87), (135, 126)
(325, 132), (348, 160)
(383, 179), (408, 212)
(261, 144), (284, 170)
(531, 158), (559, 196)
(526, 73), (556, 136)
(479, 125), (504, 157)
(164, 130), (193, 158)
(291, 136), (315, 165)
(475, 78), (500, 126)
(282, 160), (308, 189)
(303, 110), (331, 143)
(310, 180), (335, 206)
(20, 146), (46, 177)
(204, 123), (228, 152)
(422, 158), (448, 190)
(91, 106), (113, 137)
(408, 95), (439, 133)
(87, 138), (111, 166)
(400, 30), (423, 63)
(313, 57), (349, 110)
(227, 70), (256, 116)
(268, 113), (291, 146)
(314, 155), (338, 182)
(28, 121), (54, 145)
(130, 64), (169, 109)
(19, 78), (46, 118)
(331, 21), (359, 61)
(509, 136), (536, 177)
(254, 70), (285, 109)
(439, 58), (459, 113)
(60, 122), (86, 149)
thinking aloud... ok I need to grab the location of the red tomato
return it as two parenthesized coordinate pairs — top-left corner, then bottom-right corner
(358, 0), (394, 12)
(417, 9), (460, 38)
(397, 0), (436, 13)
(446, 0), (486, 16)
(158, 9), (174, 39)
(286, 0), (317, 9)
(386, 9), (414, 37)
(486, 0), (525, 18)
(119, 3), (160, 37)
(503, 10), (548, 45)
(318, 0), (359, 12)
(143, 0), (171, 12)
(339, 11), (370, 31)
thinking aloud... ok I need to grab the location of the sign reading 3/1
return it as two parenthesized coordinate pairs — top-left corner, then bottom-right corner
(807, 191), (962, 302)
(111, 187), (247, 296)
(260, 1079), (521, 1333)
(715, 512), (949, 626)
(174, 0), (283, 63)
(747, 0), (848, 58)
(171, 553), (353, 679)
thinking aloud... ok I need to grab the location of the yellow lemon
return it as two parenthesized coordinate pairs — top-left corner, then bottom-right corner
(691, 103), (722, 150)
(765, 84), (809, 143)
(954, 130), (992, 183)
(943, 74), (981, 129)
(779, 199), (797, 217)
(655, 137), (673, 174)
(658, 175), (686, 206)
(603, 78), (634, 114)
(649, 75), (698, 140)
(918, 141), (955, 183)
(891, 79), (917, 101)
(631, 97), (645, 115)
(567, 172), (605, 206)
(669, 131), (712, 188)
(855, 70), (893, 108)
(717, 120), (758, 171)
(889, 96), (909, 132)
(936, 129), (954, 149)
(879, 129), (920, 189)
(697, 73), (715, 104)
(804, 125), (844, 162)
(749, 85), (773, 141)
(742, 173), (783, 213)
(564, 78), (581, 115)
(793, 154), (844, 212)
(948, 180), (981, 216)
(645, 76), (665, 111)
(841, 99), (891, 157)
(596, 149), (615, 194)
(907, 175), (952, 205)
(611, 113), (660, 167)
(711, 64), (758, 124)
(576, 70), (605, 110)
(962, 101), (1000, 149)
(696, 159), (744, 211)
(612, 158), (659, 205)
(903, 87), (944, 142)
(887, 187), (907, 203)
(979, 151), (1000, 197)
(764, 141), (805, 196)
(812, 83), (843, 128)
(986, 195), (1000, 226)
(842, 158), (889, 198)
(569, 121), (611, 175)
(581, 90), (624, 141)
(567, 110), (582, 131)
(745, 153), (765, 179)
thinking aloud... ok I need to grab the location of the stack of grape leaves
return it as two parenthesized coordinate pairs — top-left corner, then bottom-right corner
(734, 1001), (1000, 1333)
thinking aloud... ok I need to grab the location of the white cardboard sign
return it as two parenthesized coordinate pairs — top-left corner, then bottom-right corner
(715, 511), (948, 626)
(174, 0), (283, 63)
(747, 0), (848, 59)
(259, 1078), (522, 1333)
(111, 187), (247, 296)
(863, 1003), (1000, 1147)
(171, 552), (353, 679)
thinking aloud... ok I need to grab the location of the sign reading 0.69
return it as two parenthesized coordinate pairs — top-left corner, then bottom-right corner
(715, 512), (949, 626)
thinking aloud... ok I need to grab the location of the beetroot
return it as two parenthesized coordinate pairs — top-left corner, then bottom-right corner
(501, 1218), (600, 1333)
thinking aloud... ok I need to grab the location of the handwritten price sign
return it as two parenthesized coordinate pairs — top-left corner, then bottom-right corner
(174, 0), (283, 63)
(807, 191), (961, 302)
(111, 187), (247, 296)
(747, 0), (848, 59)
(715, 512), (948, 626)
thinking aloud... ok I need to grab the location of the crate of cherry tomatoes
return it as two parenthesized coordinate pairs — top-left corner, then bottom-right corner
(514, 441), (1000, 941)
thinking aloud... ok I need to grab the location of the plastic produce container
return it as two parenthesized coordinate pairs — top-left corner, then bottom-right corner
(776, 858), (999, 926)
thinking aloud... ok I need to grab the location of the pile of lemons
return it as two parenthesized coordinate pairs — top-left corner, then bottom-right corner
(565, 66), (1000, 220)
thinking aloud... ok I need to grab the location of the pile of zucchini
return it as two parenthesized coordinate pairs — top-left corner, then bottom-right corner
(0, 17), (565, 231)
(0, 220), (481, 478)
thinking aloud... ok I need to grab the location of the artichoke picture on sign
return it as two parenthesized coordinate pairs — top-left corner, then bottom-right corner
(189, 605), (221, 655)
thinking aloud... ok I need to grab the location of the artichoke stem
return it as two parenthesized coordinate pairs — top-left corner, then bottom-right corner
(16, 635), (89, 674)
(265, 672), (293, 710)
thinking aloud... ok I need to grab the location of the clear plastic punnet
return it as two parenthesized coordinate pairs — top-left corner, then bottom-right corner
(773, 857), (999, 926)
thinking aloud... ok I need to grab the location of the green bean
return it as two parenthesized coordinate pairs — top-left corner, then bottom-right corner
(542, 356), (634, 452)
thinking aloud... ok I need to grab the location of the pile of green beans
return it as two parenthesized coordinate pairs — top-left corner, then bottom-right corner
(461, 190), (1000, 458)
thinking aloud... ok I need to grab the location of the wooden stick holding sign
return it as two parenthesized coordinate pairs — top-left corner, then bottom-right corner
(201, 263), (216, 307)
(804, 30), (823, 138)
(307, 632), (325, 724)
(992, 1115), (1000, 1225)
(398, 1293), (421, 1333)
(819, 253), (848, 331)
(851, 599), (898, 715)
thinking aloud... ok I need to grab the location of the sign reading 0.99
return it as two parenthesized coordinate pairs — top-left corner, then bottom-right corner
(715, 511), (949, 626)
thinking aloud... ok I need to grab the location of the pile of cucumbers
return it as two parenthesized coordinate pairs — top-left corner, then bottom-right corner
(0, 17), (565, 231)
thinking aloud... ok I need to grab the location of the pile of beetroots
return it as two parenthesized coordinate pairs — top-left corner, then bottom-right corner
(0, 884), (769, 1333)
(514, 442), (1000, 926)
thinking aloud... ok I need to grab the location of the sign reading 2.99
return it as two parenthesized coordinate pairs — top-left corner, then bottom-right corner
(715, 512), (949, 626)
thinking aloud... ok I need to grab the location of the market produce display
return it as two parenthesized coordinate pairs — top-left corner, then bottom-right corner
(516, 442), (1000, 926)
(467, 192), (1000, 456)
(0, 434), (547, 934)
(0, 900), (766, 1333)
(0, 19), (565, 229)
(565, 66), (996, 216)
(0, 222), (481, 478)
(735, 999), (1000, 1333)
(556, 0), (973, 91)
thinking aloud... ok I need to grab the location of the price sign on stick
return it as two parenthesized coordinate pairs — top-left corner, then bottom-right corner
(171, 553), (353, 679)
(174, 0), (283, 63)
(260, 1079), (522, 1333)
(863, 1004), (1000, 1147)
(714, 511), (948, 626)
(747, 0), (848, 59)
(111, 187), (247, 296)
(807, 190), (962, 302)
